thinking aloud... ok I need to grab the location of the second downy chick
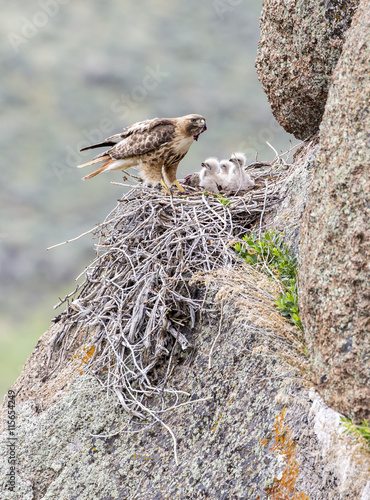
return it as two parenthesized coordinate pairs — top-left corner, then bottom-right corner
(229, 152), (254, 191)
(218, 160), (234, 191)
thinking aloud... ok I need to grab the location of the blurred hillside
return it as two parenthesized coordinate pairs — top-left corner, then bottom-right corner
(0, 0), (296, 397)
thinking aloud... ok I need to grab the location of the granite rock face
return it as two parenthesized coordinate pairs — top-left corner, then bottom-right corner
(255, 0), (358, 139)
(1, 286), (369, 499)
(299, 0), (370, 422)
(263, 136), (319, 259)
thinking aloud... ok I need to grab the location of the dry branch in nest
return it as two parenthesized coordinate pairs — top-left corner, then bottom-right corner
(47, 155), (293, 462)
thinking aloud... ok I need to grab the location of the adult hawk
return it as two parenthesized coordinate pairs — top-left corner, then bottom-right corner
(77, 114), (207, 192)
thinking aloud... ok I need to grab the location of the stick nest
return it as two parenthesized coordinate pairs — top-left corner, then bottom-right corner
(49, 158), (290, 421)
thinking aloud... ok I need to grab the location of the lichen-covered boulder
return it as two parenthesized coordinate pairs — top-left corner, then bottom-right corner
(255, 0), (358, 140)
(1, 275), (369, 499)
(299, 0), (370, 422)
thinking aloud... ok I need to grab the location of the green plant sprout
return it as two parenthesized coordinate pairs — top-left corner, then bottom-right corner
(234, 230), (303, 331)
(214, 193), (231, 207)
(340, 417), (370, 451)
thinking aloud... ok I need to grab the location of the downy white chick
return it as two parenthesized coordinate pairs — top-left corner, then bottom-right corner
(199, 157), (221, 192)
(229, 152), (254, 190)
(218, 160), (234, 191)
(199, 168), (219, 193)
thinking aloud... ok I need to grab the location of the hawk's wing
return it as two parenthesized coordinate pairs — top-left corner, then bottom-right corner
(104, 118), (156, 143)
(81, 118), (177, 161)
(80, 118), (156, 152)
(108, 120), (176, 160)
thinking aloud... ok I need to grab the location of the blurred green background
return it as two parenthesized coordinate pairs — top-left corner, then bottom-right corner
(0, 0), (296, 399)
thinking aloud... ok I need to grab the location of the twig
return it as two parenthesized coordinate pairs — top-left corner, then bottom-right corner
(258, 180), (269, 239)
(266, 141), (279, 159)
(46, 218), (118, 250)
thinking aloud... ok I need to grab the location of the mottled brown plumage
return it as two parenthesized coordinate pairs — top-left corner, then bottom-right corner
(77, 114), (207, 190)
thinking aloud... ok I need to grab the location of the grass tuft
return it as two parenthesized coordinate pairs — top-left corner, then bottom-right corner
(234, 230), (303, 331)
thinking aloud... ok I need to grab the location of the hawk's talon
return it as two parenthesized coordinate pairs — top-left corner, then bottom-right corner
(174, 180), (186, 193)
(160, 178), (171, 195)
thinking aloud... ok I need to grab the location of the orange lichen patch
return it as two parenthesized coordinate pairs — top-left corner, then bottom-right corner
(72, 344), (96, 375)
(79, 345), (96, 375)
(264, 409), (309, 499)
(81, 345), (96, 364)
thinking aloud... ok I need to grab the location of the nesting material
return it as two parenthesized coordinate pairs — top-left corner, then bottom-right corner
(49, 158), (290, 425)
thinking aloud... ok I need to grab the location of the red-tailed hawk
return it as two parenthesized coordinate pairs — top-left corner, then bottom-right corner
(77, 114), (207, 192)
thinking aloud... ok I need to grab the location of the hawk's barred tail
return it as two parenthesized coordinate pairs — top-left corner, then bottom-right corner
(82, 158), (114, 181)
(77, 155), (110, 169)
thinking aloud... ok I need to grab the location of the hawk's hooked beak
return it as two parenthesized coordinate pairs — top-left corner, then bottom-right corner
(193, 122), (207, 141)
(201, 162), (210, 170)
